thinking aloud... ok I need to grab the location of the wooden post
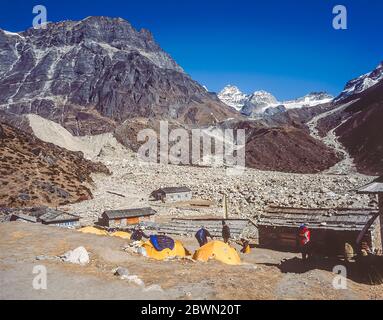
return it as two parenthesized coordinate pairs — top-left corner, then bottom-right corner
(223, 194), (229, 219)
(379, 194), (383, 252)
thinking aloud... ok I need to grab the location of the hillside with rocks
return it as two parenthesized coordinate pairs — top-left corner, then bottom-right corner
(0, 122), (110, 208)
(316, 62), (383, 175)
(244, 126), (342, 174)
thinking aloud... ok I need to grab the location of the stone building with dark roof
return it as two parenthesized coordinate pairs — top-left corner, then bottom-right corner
(151, 187), (192, 203)
(8, 207), (80, 228)
(98, 207), (157, 228)
(36, 209), (80, 228)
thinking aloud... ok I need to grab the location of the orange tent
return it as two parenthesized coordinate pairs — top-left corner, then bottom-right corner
(110, 231), (131, 239)
(78, 226), (108, 236)
(193, 241), (241, 265)
(142, 240), (190, 261)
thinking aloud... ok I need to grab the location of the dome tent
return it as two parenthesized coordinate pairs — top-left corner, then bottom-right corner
(193, 241), (241, 265)
(110, 231), (131, 239)
(141, 240), (190, 261)
(78, 226), (108, 236)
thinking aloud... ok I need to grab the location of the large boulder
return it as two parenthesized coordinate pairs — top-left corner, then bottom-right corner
(61, 246), (90, 265)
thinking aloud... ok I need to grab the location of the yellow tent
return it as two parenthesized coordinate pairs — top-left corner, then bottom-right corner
(142, 240), (190, 261)
(110, 231), (131, 240)
(193, 241), (241, 265)
(78, 226), (108, 236)
(242, 244), (251, 254)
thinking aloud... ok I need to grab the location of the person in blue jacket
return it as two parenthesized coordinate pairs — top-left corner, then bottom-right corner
(195, 226), (213, 247)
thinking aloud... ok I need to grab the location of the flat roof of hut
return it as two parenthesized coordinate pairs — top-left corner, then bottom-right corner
(36, 208), (80, 224)
(357, 176), (383, 194)
(6, 207), (79, 224)
(103, 208), (156, 220)
(258, 206), (379, 231)
(10, 212), (38, 223)
(157, 187), (191, 194)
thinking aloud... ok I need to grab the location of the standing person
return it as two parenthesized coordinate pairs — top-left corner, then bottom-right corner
(240, 238), (251, 254)
(131, 226), (149, 241)
(195, 226), (213, 247)
(297, 224), (311, 260)
(222, 220), (231, 244)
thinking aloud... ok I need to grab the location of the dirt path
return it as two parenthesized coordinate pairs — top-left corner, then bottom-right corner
(307, 100), (358, 175)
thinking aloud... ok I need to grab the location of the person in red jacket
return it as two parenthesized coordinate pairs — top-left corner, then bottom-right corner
(297, 224), (311, 260)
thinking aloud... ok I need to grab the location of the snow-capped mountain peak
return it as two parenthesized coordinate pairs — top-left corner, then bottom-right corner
(248, 90), (278, 106)
(218, 85), (333, 117)
(241, 90), (280, 116)
(335, 61), (383, 103)
(217, 85), (247, 111)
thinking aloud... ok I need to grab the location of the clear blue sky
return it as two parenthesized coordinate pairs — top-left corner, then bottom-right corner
(1, 0), (382, 99)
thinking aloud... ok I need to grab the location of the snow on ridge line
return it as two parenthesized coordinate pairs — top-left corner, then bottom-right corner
(218, 85), (334, 116)
(2, 30), (25, 39)
(1, 24), (183, 73)
(335, 62), (383, 103)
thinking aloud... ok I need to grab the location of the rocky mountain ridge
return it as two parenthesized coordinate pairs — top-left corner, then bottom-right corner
(334, 61), (383, 103)
(0, 17), (237, 135)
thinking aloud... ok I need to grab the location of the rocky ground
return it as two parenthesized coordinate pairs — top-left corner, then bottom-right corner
(62, 145), (376, 225)
(1, 222), (382, 300)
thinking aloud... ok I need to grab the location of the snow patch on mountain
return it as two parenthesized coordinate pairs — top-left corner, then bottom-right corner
(217, 85), (248, 111)
(0, 17), (184, 74)
(3, 30), (25, 39)
(218, 85), (333, 117)
(241, 91), (279, 116)
(282, 92), (333, 110)
(249, 90), (278, 106)
(335, 62), (383, 103)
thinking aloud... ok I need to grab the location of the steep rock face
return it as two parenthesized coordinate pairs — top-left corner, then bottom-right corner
(336, 100), (383, 175)
(0, 122), (110, 208)
(0, 17), (237, 134)
(335, 82), (383, 175)
(317, 64), (383, 175)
